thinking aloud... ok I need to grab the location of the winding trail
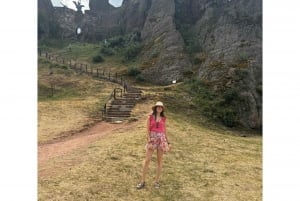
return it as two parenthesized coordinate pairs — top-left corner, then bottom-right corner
(38, 120), (140, 177)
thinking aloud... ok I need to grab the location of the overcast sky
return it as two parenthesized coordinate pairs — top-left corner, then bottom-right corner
(51, 0), (123, 8)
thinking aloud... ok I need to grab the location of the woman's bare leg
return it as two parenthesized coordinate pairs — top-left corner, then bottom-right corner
(155, 148), (164, 183)
(140, 147), (154, 182)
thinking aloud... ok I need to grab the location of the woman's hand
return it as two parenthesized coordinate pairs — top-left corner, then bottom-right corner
(147, 142), (153, 150)
(167, 143), (172, 152)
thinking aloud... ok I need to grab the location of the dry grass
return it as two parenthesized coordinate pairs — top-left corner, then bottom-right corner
(38, 59), (120, 144)
(38, 43), (261, 201)
(38, 98), (97, 143)
(38, 98), (261, 201)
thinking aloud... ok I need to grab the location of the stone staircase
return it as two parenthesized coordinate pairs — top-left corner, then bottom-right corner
(105, 87), (142, 122)
(38, 50), (143, 123)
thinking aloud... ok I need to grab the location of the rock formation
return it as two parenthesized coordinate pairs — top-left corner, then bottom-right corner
(38, 0), (262, 129)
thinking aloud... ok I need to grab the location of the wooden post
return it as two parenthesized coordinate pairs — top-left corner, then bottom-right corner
(62, 58), (65, 64)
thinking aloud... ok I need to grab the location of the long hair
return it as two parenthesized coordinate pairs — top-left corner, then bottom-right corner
(152, 106), (165, 120)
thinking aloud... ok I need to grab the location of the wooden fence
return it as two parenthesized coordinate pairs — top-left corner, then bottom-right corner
(38, 48), (129, 120)
(38, 48), (126, 86)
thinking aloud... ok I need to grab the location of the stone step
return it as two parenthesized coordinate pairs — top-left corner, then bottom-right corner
(112, 98), (137, 102)
(111, 101), (137, 105)
(106, 114), (131, 118)
(126, 89), (142, 93)
(104, 87), (141, 122)
(125, 91), (142, 94)
(107, 108), (132, 111)
(105, 117), (127, 122)
(110, 103), (135, 106)
(123, 95), (141, 98)
(106, 110), (131, 114)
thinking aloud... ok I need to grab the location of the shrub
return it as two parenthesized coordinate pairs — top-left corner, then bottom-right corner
(222, 109), (237, 127)
(234, 69), (249, 80)
(183, 70), (194, 78)
(124, 43), (142, 61)
(107, 36), (125, 48)
(92, 55), (104, 63)
(128, 67), (141, 76)
(100, 47), (115, 56)
(223, 88), (239, 104)
(186, 78), (241, 128)
(135, 74), (145, 82)
(132, 31), (142, 42)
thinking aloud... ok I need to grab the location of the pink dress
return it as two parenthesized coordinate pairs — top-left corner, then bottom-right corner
(147, 115), (168, 152)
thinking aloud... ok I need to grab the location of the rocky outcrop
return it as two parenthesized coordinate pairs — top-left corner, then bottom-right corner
(140, 0), (192, 84)
(175, 0), (262, 129)
(39, 0), (149, 41)
(38, 0), (262, 129)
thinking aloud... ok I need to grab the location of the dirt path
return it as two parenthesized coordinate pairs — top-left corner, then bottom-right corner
(38, 120), (139, 175)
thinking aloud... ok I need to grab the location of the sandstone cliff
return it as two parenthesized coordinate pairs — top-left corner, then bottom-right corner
(38, 0), (262, 129)
(175, 0), (262, 128)
(140, 0), (192, 84)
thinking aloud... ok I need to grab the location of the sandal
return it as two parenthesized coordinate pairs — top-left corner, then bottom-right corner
(154, 182), (160, 189)
(136, 182), (145, 189)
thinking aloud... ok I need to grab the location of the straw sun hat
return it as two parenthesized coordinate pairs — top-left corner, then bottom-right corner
(152, 101), (164, 111)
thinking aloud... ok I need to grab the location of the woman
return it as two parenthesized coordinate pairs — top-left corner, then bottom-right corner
(136, 101), (171, 189)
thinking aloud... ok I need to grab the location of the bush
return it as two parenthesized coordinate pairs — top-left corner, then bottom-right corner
(92, 55), (104, 63)
(223, 88), (239, 104)
(186, 78), (241, 128)
(128, 67), (141, 76)
(222, 109), (237, 127)
(100, 47), (115, 56)
(107, 36), (125, 48)
(135, 74), (145, 82)
(124, 43), (142, 61)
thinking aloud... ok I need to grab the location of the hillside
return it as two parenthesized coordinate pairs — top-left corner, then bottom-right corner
(38, 0), (262, 129)
(38, 37), (262, 200)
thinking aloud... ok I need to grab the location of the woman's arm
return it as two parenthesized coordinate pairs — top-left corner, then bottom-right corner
(164, 118), (170, 144)
(146, 116), (151, 142)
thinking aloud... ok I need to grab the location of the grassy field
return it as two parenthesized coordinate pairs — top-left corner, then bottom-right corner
(38, 99), (262, 201)
(38, 41), (262, 200)
(38, 57), (120, 144)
